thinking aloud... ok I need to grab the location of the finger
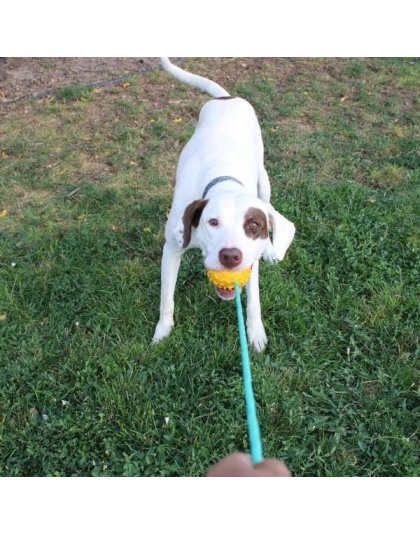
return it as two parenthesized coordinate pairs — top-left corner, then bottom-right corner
(207, 452), (253, 477)
(254, 458), (292, 477)
(207, 453), (291, 477)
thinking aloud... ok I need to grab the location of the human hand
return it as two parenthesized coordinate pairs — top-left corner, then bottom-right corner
(206, 452), (291, 477)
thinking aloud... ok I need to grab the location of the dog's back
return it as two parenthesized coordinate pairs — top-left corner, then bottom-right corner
(160, 58), (265, 203)
(177, 96), (263, 195)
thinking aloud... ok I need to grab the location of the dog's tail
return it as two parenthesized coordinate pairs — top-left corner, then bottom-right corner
(160, 57), (230, 98)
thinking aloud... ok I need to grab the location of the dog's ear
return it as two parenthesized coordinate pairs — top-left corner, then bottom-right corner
(174, 199), (208, 248)
(267, 205), (295, 261)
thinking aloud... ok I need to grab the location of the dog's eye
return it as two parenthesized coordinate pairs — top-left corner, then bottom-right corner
(248, 221), (259, 231)
(209, 219), (219, 227)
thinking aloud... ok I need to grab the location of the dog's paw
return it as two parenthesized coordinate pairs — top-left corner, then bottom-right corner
(247, 322), (268, 353)
(152, 320), (174, 344)
(262, 241), (278, 264)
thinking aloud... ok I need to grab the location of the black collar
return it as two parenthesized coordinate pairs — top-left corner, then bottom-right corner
(202, 176), (243, 199)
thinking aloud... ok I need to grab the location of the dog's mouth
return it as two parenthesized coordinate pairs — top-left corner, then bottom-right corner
(207, 266), (252, 301)
(215, 286), (238, 301)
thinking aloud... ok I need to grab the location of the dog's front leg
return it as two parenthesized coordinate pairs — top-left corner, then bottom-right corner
(245, 260), (268, 352)
(152, 242), (182, 343)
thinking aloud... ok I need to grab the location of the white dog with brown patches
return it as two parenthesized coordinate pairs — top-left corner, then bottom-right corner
(152, 58), (295, 352)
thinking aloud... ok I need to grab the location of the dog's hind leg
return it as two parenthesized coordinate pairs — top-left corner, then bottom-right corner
(152, 242), (182, 343)
(257, 166), (271, 204)
(257, 166), (277, 262)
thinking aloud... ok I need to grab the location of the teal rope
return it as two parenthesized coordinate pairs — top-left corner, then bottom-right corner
(234, 282), (264, 464)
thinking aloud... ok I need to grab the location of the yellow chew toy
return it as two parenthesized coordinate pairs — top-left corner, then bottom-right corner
(207, 267), (252, 290)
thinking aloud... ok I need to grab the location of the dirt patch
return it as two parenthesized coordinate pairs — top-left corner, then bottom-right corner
(0, 57), (164, 104)
(0, 57), (299, 107)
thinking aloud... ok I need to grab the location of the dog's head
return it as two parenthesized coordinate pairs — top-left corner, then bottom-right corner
(174, 192), (295, 299)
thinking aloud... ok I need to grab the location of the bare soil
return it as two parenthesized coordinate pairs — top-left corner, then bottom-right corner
(0, 57), (162, 104)
(0, 57), (299, 107)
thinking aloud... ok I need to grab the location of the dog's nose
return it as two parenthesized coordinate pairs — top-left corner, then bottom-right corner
(219, 248), (243, 269)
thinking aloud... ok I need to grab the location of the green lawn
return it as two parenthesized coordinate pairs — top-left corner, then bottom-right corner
(0, 58), (419, 476)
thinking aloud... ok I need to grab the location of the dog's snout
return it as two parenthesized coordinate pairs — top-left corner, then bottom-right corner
(219, 248), (243, 269)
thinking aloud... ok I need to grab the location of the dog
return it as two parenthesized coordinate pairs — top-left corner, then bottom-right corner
(152, 58), (295, 352)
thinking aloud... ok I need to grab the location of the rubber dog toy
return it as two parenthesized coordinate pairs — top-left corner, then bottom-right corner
(207, 267), (252, 290)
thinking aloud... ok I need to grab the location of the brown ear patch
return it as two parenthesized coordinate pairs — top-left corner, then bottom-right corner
(182, 199), (208, 248)
(243, 207), (269, 240)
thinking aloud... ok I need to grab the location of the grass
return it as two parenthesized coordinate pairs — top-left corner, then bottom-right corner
(0, 58), (419, 476)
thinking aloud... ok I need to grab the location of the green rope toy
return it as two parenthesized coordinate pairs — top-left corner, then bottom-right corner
(234, 282), (264, 465)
